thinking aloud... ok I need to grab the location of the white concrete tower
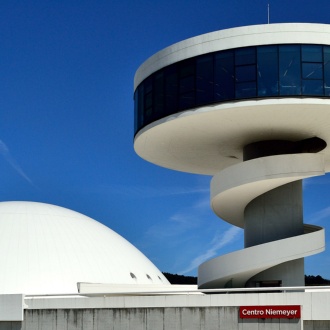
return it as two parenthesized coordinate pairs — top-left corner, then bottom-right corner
(133, 24), (330, 288)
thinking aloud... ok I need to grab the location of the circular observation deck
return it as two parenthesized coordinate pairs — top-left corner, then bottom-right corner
(133, 23), (330, 175)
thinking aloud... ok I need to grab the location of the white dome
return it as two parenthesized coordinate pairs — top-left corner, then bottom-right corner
(0, 201), (169, 294)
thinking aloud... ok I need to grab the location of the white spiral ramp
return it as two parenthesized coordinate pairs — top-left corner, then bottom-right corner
(198, 153), (326, 289)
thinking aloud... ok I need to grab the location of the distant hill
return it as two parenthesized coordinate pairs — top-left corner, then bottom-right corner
(305, 275), (330, 286)
(163, 272), (330, 286)
(162, 272), (197, 285)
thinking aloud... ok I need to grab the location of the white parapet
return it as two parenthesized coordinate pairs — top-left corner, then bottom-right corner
(0, 294), (24, 321)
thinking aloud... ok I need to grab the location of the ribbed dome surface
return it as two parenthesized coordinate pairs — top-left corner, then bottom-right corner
(0, 201), (169, 294)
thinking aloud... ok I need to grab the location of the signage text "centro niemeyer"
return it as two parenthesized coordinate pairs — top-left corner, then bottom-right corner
(240, 305), (301, 319)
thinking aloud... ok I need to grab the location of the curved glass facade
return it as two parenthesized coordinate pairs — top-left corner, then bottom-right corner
(134, 44), (330, 135)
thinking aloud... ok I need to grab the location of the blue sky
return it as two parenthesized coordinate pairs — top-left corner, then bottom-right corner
(1, 0), (330, 279)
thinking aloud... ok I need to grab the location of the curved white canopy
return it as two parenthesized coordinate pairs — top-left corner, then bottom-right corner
(0, 201), (169, 294)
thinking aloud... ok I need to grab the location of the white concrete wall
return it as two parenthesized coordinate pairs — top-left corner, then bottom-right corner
(24, 290), (330, 321)
(1, 307), (303, 330)
(134, 23), (330, 90)
(2, 291), (330, 329)
(0, 294), (24, 321)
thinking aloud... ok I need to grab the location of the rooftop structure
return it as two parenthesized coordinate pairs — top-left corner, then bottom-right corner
(133, 23), (330, 289)
(0, 201), (169, 294)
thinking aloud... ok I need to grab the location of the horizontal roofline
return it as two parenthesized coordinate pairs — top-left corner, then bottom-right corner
(134, 23), (330, 90)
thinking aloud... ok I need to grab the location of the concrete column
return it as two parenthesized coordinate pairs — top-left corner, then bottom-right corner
(244, 181), (304, 248)
(244, 181), (305, 286)
(243, 138), (309, 287)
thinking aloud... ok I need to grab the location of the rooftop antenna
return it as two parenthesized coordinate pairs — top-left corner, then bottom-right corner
(268, 3), (270, 24)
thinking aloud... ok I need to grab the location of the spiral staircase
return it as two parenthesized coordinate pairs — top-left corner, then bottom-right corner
(133, 24), (330, 290)
(198, 152), (325, 288)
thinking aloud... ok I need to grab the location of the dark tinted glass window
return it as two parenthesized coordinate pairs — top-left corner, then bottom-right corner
(302, 45), (323, 95)
(145, 77), (152, 93)
(214, 51), (234, 101)
(196, 54), (214, 105)
(257, 46), (279, 96)
(279, 45), (301, 95)
(235, 47), (256, 65)
(180, 60), (195, 77)
(179, 91), (195, 109)
(180, 75), (194, 94)
(165, 66), (178, 114)
(235, 47), (256, 98)
(302, 80), (324, 95)
(137, 84), (144, 128)
(302, 63), (323, 79)
(154, 72), (165, 116)
(236, 81), (256, 98)
(134, 90), (139, 133)
(302, 45), (322, 62)
(135, 44), (330, 135)
(324, 46), (330, 96)
(179, 60), (195, 110)
(236, 65), (256, 82)
(145, 91), (152, 110)
(144, 76), (153, 118)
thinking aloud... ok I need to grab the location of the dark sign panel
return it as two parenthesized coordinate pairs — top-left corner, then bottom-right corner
(240, 305), (301, 319)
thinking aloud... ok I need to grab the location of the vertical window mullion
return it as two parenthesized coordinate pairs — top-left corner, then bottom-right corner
(300, 45), (303, 95)
(235, 47), (257, 99)
(324, 46), (330, 96)
(255, 46), (258, 97)
(322, 45), (325, 95)
(196, 54), (214, 106)
(301, 45), (324, 95)
(256, 45), (280, 96)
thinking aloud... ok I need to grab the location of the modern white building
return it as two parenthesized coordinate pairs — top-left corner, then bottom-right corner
(1, 23), (330, 330)
(134, 23), (330, 329)
(134, 22), (330, 290)
(0, 199), (328, 329)
(0, 201), (169, 295)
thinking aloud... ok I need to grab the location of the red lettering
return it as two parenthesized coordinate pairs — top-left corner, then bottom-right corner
(239, 306), (300, 319)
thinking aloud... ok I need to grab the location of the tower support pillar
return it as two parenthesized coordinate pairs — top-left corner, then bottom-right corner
(244, 181), (305, 287)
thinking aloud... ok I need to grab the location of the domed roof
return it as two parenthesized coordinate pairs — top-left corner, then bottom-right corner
(0, 201), (169, 294)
